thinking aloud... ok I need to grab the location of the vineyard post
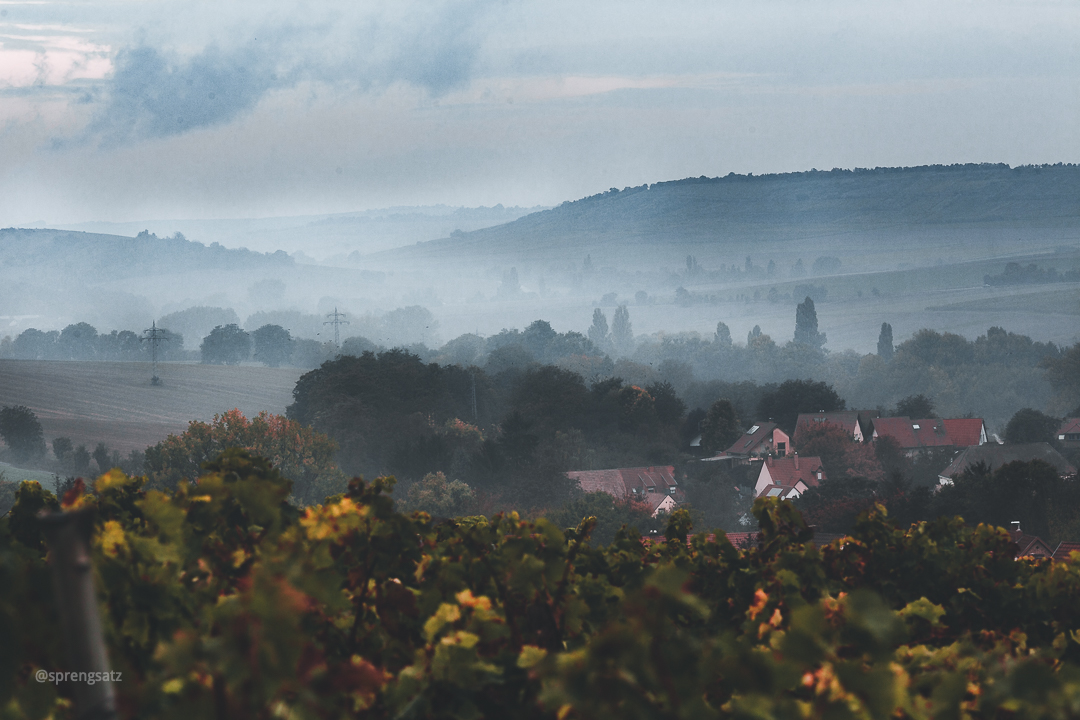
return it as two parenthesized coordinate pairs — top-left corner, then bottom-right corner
(38, 508), (118, 720)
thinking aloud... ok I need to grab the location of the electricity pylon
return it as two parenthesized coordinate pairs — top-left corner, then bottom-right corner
(141, 321), (169, 386)
(324, 307), (349, 347)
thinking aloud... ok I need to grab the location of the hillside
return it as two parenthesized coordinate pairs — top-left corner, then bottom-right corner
(0, 228), (292, 281)
(376, 164), (1080, 265)
(0, 360), (301, 454)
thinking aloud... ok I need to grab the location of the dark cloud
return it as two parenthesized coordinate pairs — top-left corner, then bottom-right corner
(89, 40), (286, 143)
(86, 1), (496, 143)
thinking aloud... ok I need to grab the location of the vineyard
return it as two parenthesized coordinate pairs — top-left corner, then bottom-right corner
(4, 451), (1080, 719)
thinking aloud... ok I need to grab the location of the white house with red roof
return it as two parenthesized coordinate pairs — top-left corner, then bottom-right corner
(753, 454), (825, 499)
(872, 417), (986, 456)
(566, 466), (682, 516)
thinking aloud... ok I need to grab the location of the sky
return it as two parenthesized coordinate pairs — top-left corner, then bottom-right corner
(1, 0), (1079, 226)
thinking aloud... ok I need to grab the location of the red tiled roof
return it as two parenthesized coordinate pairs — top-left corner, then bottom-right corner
(796, 412), (861, 437)
(566, 466), (682, 508)
(1058, 418), (1080, 436)
(1053, 541), (1080, 560)
(566, 469), (627, 498)
(756, 455), (825, 498)
(874, 416), (985, 449)
(941, 418), (985, 447)
(724, 422), (782, 456)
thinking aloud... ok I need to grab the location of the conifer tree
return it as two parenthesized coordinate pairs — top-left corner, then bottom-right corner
(794, 297), (826, 348)
(611, 305), (634, 356)
(877, 322), (894, 360)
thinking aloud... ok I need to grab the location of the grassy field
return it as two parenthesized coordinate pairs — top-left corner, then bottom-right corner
(0, 360), (303, 455)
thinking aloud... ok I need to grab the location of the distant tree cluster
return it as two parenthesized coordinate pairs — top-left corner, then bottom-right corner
(984, 262), (1080, 286)
(2, 323), (184, 362)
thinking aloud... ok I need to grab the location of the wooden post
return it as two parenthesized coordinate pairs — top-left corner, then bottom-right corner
(38, 508), (118, 720)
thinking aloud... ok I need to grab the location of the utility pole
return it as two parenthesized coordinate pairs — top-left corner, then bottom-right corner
(324, 307), (349, 347)
(141, 321), (169, 386)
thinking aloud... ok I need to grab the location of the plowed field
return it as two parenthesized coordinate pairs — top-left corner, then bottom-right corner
(0, 360), (303, 454)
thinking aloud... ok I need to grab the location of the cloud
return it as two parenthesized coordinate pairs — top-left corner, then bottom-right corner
(87, 39), (287, 143)
(83, 0), (497, 144)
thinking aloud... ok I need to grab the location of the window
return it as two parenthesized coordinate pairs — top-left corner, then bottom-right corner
(668, 486), (676, 495)
(747, 425), (759, 434)
(912, 424), (921, 430)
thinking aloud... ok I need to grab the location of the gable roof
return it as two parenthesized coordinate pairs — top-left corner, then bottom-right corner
(566, 466), (681, 502)
(1058, 418), (1080, 436)
(1053, 541), (1080, 560)
(796, 411), (863, 438)
(939, 442), (1077, 480)
(724, 422), (783, 456)
(756, 455), (825, 498)
(873, 416), (985, 450)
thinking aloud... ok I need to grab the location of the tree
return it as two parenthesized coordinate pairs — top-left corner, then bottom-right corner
(1043, 342), (1080, 412)
(714, 321), (732, 347)
(0, 405), (45, 462)
(794, 296), (826, 348)
(587, 309), (610, 351)
(144, 409), (345, 505)
(252, 324), (293, 367)
(699, 399), (740, 454)
(72, 444), (91, 475)
(894, 394), (935, 418)
(1005, 408), (1062, 446)
(92, 442), (113, 473)
(58, 322), (99, 360)
(610, 305), (634, 356)
(877, 322), (894, 361)
(402, 471), (476, 517)
(545, 492), (661, 545)
(200, 324), (251, 365)
(51, 435), (71, 460)
(757, 379), (846, 434)
(645, 381), (686, 426)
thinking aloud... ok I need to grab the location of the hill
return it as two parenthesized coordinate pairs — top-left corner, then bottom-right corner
(0, 227), (292, 280)
(377, 163), (1080, 265)
(0, 360), (302, 455)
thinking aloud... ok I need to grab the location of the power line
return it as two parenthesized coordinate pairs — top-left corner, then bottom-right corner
(324, 307), (349, 347)
(141, 321), (169, 386)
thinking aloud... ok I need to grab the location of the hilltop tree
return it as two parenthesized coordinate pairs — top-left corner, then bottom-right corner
(92, 442), (114, 473)
(699, 399), (741, 454)
(611, 305), (634, 356)
(794, 296), (826, 348)
(252, 324), (293, 367)
(200, 324), (251, 365)
(877, 322), (894, 361)
(0, 405), (46, 462)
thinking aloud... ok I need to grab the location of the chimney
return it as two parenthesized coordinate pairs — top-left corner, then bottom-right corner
(1010, 520), (1021, 539)
(768, 454), (773, 466)
(794, 452), (799, 470)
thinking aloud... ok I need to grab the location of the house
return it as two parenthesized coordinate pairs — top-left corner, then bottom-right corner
(566, 466), (683, 516)
(721, 422), (790, 459)
(753, 453), (825, 499)
(1010, 524), (1056, 559)
(795, 411), (874, 443)
(937, 442), (1077, 485)
(872, 417), (987, 456)
(1053, 541), (1080, 560)
(1058, 418), (1080, 450)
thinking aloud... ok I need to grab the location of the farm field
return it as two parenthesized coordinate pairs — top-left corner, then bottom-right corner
(0, 360), (302, 454)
